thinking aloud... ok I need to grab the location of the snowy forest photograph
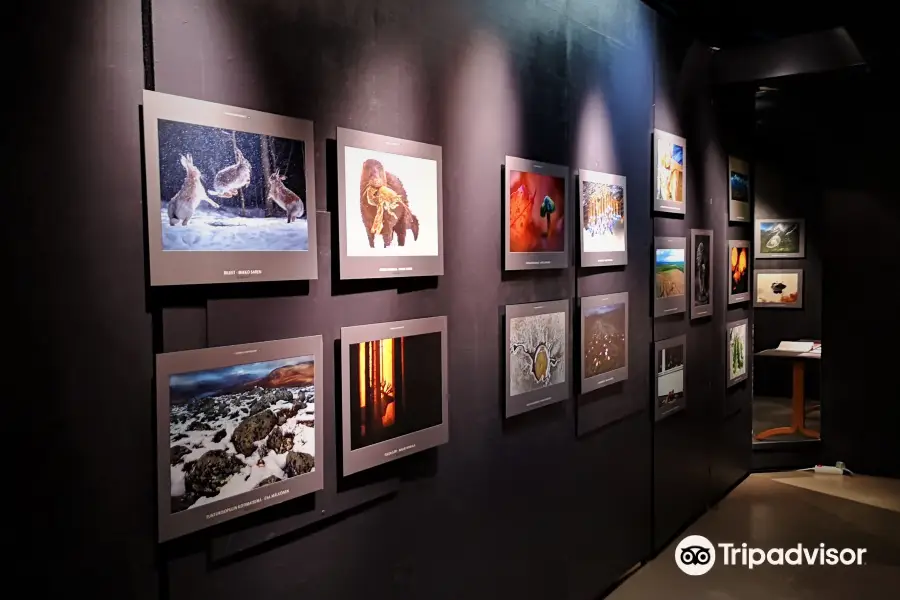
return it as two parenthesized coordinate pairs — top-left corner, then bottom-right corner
(347, 332), (444, 452)
(168, 355), (316, 514)
(157, 119), (309, 252)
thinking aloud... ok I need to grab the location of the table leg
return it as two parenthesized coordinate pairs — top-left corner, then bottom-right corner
(755, 426), (797, 440)
(754, 358), (820, 441)
(791, 359), (805, 429)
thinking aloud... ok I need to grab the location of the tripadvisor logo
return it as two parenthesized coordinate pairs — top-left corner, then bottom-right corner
(675, 535), (716, 576)
(675, 535), (867, 575)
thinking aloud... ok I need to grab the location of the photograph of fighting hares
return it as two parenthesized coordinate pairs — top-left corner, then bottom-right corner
(157, 119), (309, 252)
(343, 145), (439, 257)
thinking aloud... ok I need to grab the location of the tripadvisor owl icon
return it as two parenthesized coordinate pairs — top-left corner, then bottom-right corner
(675, 535), (716, 576)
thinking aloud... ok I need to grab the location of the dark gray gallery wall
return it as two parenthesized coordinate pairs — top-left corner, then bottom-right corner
(713, 84), (756, 510)
(815, 70), (900, 478)
(752, 81), (825, 362)
(12, 0), (156, 594)
(151, 2), (659, 599)
(753, 159), (824, 351)
(712, 32), (900, 476)
(651, 21), (751, 551)
(13, 0), (751, 597)
(752, 152), (824, 401)
(728, 53), (900, 478)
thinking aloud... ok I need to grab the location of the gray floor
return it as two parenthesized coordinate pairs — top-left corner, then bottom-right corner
(608, 472), (900, 599)
(752, 395), (821, 443)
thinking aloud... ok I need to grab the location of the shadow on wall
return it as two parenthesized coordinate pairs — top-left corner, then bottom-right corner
(162, 0), (448, 141)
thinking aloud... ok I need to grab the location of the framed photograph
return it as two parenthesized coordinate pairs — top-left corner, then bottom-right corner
(580, 293), (628, 393)
(728, 157), (751, 222)
(142, 91), (318, 286)
(579, 170), (627, 267)
(727, 318), (749, 387)
(655, 335), (687, 421)
(505, 157), (570, 270)
(653, 129), (687, 215)
(754, 269), (804, 308)
(337, 128), (444, 279)
(505, 300), (570, 417)
(728, 239), (751, 304)
(654, 237), (687, 317)
(690, 229), (713, 319)
(755, 218), (805, 259)
(340, 317), (449, 476)
(155, 336), (324, 541)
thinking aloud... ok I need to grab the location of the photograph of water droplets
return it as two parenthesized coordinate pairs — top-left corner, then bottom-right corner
(508, 312), (567, 396)
(157, 119), (308, 251)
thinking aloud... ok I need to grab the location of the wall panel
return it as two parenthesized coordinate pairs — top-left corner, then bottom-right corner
(13, 0), (753, 597)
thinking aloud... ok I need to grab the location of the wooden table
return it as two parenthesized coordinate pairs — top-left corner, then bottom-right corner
(754, 348), (821, 441)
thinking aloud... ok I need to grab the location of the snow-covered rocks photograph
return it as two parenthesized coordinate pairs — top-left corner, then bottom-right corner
(167, 355), (317, 514)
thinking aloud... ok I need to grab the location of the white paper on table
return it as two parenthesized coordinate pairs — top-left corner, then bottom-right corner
(776, 341), (815, 353)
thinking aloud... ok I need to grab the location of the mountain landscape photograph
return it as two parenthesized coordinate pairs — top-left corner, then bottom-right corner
(167, 355), (316, 514)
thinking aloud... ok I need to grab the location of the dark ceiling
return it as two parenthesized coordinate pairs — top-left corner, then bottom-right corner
(646, 0), (871, 49)
(645, 0), (890, 76)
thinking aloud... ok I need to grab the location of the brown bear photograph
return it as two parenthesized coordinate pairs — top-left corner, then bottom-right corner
(343, 146), (439, 258)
